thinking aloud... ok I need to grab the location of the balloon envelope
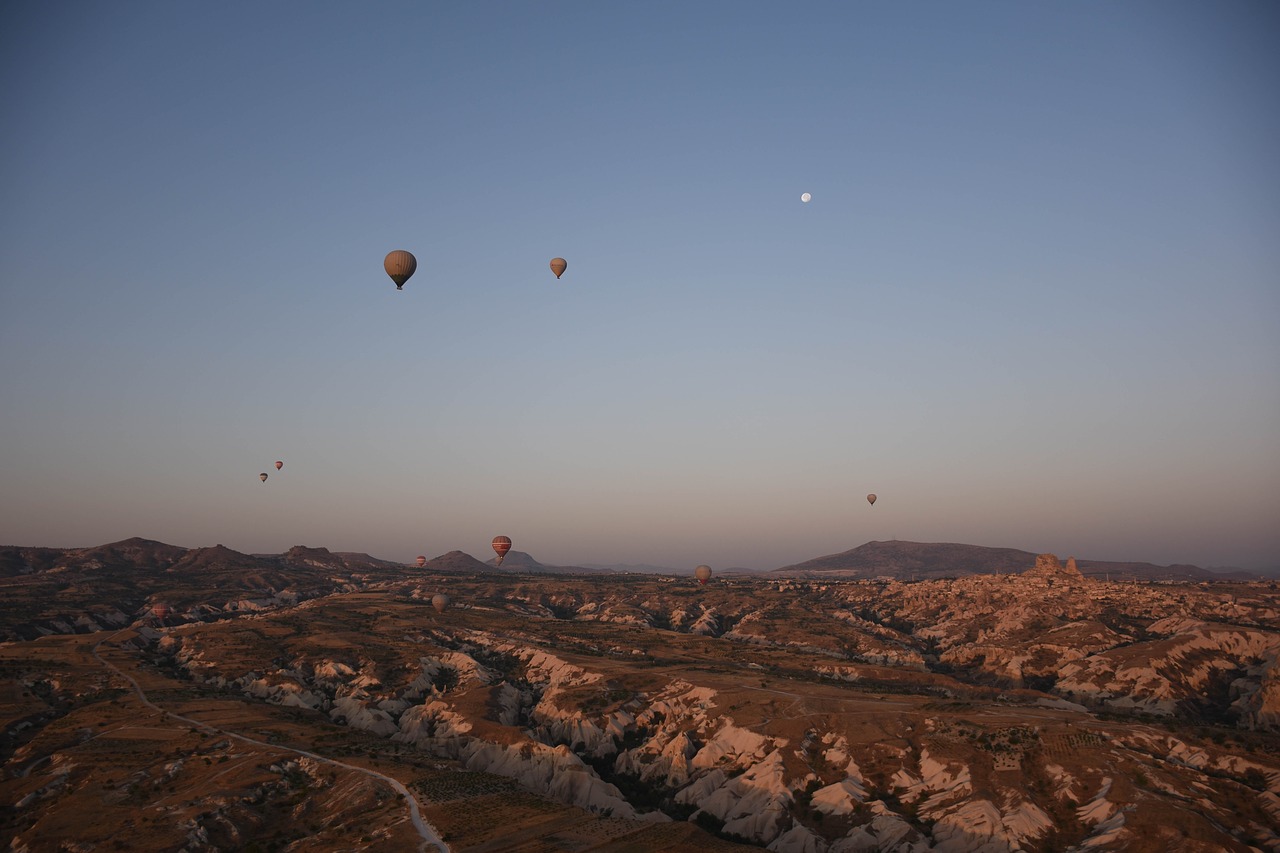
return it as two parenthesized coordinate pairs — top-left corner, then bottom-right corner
(384, 250), (417, 289)
(492, 536), (512, 566)
(867, 494), (876, 505)
(259, 473), (269, 482)
(801, 192), (812, 203)
(549, 257), (567, 279)
(432, 593), (450, 613)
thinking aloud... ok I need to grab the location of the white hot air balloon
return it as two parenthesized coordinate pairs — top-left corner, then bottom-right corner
(800, 192), (812, 203)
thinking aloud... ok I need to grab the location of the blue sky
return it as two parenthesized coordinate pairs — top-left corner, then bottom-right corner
(2, 1), (1277, 571)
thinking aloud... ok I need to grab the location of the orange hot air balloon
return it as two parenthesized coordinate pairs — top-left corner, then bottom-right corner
(694, 564), (712, 585)
(867, 494), (876, 506)
(549, 257), (567, 279)
(260, 472), (269, 482)
(384, 250), (417, 290)
(416, 555), (427, 568)
(275, 461), (283, 471)
(432, 593), (450, 613)
(492, 535), (512, 566)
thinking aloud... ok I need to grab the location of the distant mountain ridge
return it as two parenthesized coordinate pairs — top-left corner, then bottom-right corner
(0, 538), (408, 641)
(773, 540), (1258, 581)
(482, 550), (609, 574)
(0, 537), (629, 641)
(421, 550), (492, 573)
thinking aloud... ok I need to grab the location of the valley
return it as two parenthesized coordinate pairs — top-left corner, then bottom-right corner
(2, 543), (1278, 851)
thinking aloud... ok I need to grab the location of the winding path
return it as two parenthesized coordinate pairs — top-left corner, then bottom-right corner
(92, 633), (449, 853)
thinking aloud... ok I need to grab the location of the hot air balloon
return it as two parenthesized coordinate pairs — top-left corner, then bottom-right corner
(801, 192), (812, 203)
(549, 257), (567, 279)
(151, 603), (171, 620)
(432, 593), (450, 613)
(867, 494), (876, 505)
(384, 250), (417, 290)
(260, 473), (269, 482)
(416, 555), (427, 568)
(694, 564), (712, 585)
(492, 536), (512, 566)
(275, 461), (283, 471)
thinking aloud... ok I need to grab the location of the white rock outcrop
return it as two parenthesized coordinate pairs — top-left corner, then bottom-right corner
(454, 741), (644, 819)
(694, 750), (793, 844)
(769, 824), (827, 853)
(329, 695), (398, 737)
(811, 778), (866, 816)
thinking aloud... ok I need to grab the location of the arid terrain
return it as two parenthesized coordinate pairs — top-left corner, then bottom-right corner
(2, 540), (1278, 852)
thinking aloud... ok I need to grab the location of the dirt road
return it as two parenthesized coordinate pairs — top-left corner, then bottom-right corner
(92, 634), (450, 853)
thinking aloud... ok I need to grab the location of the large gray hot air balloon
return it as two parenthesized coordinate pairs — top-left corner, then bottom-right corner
(549, 257), (567, 279)
(384, 250), (417, 290)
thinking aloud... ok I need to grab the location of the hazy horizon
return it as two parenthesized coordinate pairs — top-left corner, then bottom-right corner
(4, 533), (1276, 578)
(3, 2), (1277, 573)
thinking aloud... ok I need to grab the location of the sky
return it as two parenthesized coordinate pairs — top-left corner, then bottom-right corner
(2, 1), (1278, 572)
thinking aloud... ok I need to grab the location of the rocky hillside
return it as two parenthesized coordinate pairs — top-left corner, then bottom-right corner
(138, 564), (1278, 851)
(0, 538), (403, 641)
(7, 550), (1269, 850)
(4, 546), (1278, 852)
